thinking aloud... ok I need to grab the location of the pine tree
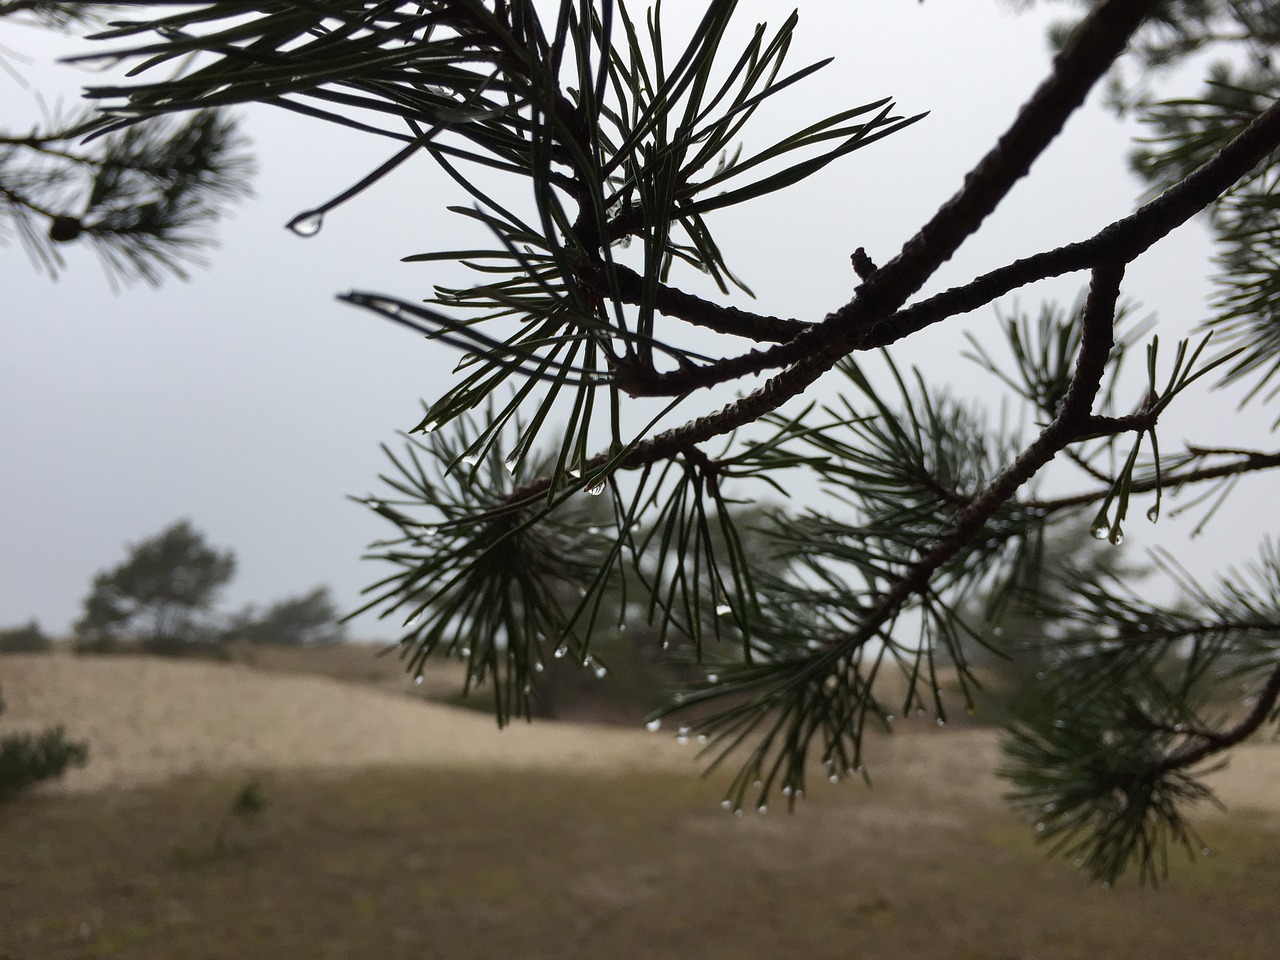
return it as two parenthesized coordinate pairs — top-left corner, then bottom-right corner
(0, 2), (253, 285)
(75, 520), (236, 647)
(40, 0), (1280, 884)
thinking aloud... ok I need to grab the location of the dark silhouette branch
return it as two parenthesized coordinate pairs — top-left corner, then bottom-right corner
(506, 0), (1163, 497)
(616, 88), (1280, 397)
(1154, 661), (1280, 774)
(1030, 448), (1280, 514)
(869, 92), (1280, 350)
(814, 262), (1127, 661)
(589, 260), (808, 345)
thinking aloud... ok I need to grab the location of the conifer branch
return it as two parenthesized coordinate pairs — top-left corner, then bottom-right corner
(1030, 448), (1280, 513)
(1153, 662), (1280, 773)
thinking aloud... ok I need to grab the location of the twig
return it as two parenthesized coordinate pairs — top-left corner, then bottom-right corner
(1155, 662), (1280, 774)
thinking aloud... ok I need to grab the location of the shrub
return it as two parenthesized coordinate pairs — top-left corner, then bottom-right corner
(0, 620), (53, 653)
(0, 687), (89, 799)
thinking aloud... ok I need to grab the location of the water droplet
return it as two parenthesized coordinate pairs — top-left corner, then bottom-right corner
(829, 773), (839, 784)
(992, 626), (1004, 638)
(1146, 504), (1160, 522)
(1091, 523), (1109, 540)
(936, 717), (946, 727)
(806, 639), (823, 651)
(553, 645), (568, 659)
(286, 210), (324, 237)
(585, 478), (606, 496)
(697, 734), (707, 743)
(414, 675), (424, 685)
(645, 718), (662, 733)
(461, 452), (481, 466)
(582, 654), (594, 668)
(593, 664), (608, 679)
(1101, 881), (1111, 891)
(534, 662), (545, 673)
(1035, 821), (1046, 832)
(504, 451), (520, 474)
(522, 683), (532, 695)
(1201, 846), (1210, 856)
(720, 799), (733, 810)
(756, 804), (767, 815)
(715, 603), (732, 617)
(676, 725), (691, 745)
(419, 420), (438, 434)
(460, 646), (471, 657)
(706, 673), (719, 684)
(1111, 530), (1124, 545)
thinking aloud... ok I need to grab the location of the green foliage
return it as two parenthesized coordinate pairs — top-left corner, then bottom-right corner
(74, 519), (236, 647)
(1041, 0), (1280, 412)
(213, 779), (268, 854)
(0, 686), (89, 799)
(34, 1), (1280, 886)
(0, 619), (53, 653)
(231, 587), (346, 647)
(0, 3), (253, 285)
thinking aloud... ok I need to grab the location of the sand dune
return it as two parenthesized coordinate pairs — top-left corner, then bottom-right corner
(0, 653), (694, 792)
(2, 653), (1277, 819)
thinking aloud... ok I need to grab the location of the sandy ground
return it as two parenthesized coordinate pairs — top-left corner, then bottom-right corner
(2, 653), (1278, 817)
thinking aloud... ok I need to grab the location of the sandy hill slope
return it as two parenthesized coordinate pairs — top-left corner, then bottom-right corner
(0, 653), (694, 792)
(2, 653), (1278, 818)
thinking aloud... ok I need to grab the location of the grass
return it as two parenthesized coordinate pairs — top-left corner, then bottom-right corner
(3, 763), (1280, 960)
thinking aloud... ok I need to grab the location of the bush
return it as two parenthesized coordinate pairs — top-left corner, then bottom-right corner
(229, 587), (346, 647)
(0, 620), (53, 653)
(0, 688), (89, 799)
(139, 635), (233, 661)
(72, 634), (126, 655)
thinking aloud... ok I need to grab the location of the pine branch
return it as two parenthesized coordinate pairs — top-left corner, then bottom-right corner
(1153, 661), (1280, 773)
(585, 259), (807, 345)
(875, 93), (1280, 350)
(824, 263), (1126, 659)
(1030, 447), (1280, 513)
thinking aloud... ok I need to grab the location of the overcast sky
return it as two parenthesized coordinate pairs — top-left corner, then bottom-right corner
(3, 2), (1276, 642)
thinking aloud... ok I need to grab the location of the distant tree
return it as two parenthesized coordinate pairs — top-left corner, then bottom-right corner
(231, 587), (346, 647)
(33, 0), (1280, 885)
(0, 2), (253, 285)
(0, 619), (53, 653)
(0, 686), (88, 800)
(75, 520), (235, 648)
